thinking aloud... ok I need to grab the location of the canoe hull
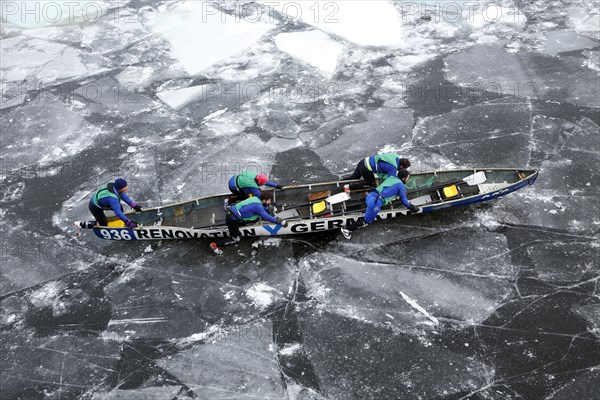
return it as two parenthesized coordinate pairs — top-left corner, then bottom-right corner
(91, 169), (538, 241)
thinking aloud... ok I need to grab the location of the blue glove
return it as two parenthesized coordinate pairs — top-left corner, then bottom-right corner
(125, 220), (138, 228)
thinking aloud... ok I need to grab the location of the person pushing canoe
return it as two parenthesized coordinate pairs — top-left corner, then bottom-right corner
(210, 193), (288, 254)
(228, 170), (283, 200)
(341, 170), (419, 239)
(342, 153), (410, 187)
(79, 178), (142, 228)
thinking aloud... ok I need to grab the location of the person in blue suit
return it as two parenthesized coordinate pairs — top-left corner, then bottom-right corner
(341, 170), (419, 239)
(85, 178), (142, 228)
(342, 153), (410, 187)
(210, 193), (288, 253)
(228, 171), (283, 200)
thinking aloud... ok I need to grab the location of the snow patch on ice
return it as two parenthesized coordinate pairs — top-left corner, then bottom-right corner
(147, 2), (273, 75)
(29, 281), (65, 308)
(275, 30), (343, 78)
(279, 343), (302, 356)
(264, 0), (404, 48)
(246, 283), (281, 309)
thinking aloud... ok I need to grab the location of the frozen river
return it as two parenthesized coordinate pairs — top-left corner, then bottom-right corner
(1, 1), (599, 399)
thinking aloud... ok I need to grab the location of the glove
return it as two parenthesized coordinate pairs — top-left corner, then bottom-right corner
(277, 218), (289, 227)
(275, 184), (284, 190)
(133, 205), (143, 212)
(409, 204), (419, 213)
(125, 220), (138, 228)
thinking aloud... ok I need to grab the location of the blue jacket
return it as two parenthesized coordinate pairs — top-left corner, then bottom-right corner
(91, 189), (135, 222)
(377, 181), (411, 208)
(228, 175), (278, 198)
(367, 156), (398, 178)
(232, 202), (278, 223)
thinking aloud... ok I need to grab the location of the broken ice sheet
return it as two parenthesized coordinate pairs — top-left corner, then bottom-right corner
(297, 309), (493, 399)
(1, 333), (120, 400)
(104, 286), (208, 340)
(90, 386), (184, 400)
(315, 109), (414, 174)
(444, 43), (600, 108)
(155, 320), (285, 399)
(541, 30), (598, 55)
(0, 94), (105, 167)
(301, 247), (513, 330)
(274, 30), (343, 78)
(492, 117), (599, 233)
(0, 211), (98, 295)
(147, 2), (273, 75)
(413, 103), (531, 167)
(526, 242), (599, 283)
(571, 304), (600, 337)
(257, 109), (301, 139)
(158, 133), (276, 200)
(262, 1), (405, 48)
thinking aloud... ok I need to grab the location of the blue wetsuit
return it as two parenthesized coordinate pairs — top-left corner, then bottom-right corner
(231, 201), (278, 224)
(366, 156), (399, 179)
(91, 188), (136, 223)
(364, 180), (411, 224)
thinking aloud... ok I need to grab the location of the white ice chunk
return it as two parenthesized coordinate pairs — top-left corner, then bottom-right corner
(1, 39), (65, 69)
(116, 66), (157, 91)
(389, 54), (436, 72)
(275, 30), (343, 78)
(262, 0), (404, 48)
(265, 137), (303, 152)
(542, 30), (598, 55)
(156, 85), (209, 110)
(148, 2), (273, 75)
(36, 46), (89, 84)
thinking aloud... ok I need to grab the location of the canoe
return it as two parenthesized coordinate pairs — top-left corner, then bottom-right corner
(78, 168), (538, 241)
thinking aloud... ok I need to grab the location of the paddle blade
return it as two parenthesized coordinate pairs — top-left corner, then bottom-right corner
(463, 171), (487, 186)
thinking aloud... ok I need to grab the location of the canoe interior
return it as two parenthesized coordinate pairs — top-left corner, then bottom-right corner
(105, 169), (536, 229)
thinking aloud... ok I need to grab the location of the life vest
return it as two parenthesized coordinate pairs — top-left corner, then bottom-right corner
(375, 176), (404, 205)
(235, 171), (258, 190)
(364, 152), (401, 179)
(92, 181), (121, 209)
(232, 196), (262, 222)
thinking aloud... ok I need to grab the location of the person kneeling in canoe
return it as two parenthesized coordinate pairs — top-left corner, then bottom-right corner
(342, 153), (410, 188)
(79, 178), (142, 228)
(210, 193), (288, 254)
(228, 170), (283, 200)
(340, 170), (419, 239)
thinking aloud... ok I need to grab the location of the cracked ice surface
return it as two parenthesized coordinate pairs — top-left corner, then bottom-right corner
(315, 109), (414, 174)
(2, 0), (599, 399)
(155, 320), (286, 399)
(444, 44), (600, 108)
